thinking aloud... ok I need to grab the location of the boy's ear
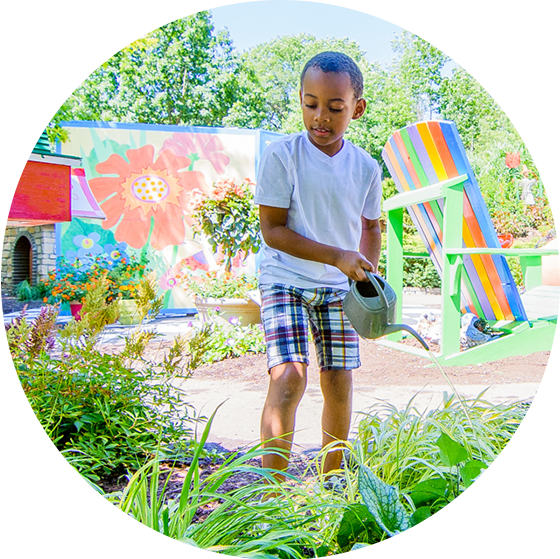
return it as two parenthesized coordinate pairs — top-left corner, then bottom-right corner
(352, 98), (367, 120)
(299, 89), (303, 105)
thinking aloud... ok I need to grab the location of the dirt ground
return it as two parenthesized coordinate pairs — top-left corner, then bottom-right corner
(192, 337), (549, 387)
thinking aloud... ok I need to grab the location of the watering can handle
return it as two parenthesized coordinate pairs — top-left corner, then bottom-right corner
(364, 270), (390, 310)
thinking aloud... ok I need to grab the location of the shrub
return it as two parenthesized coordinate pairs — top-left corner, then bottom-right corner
(192, 314), (266, 364)
(15, 280), (45, 302)
(7, 280), (207, 484)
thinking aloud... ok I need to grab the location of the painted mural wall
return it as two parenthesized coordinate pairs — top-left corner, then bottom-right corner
(59, 122), (282, 310)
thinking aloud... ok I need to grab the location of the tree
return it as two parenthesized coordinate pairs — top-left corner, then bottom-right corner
(0, 4), (74, 139)
(390, 31), (449, 119)
(440, 58), (493, 149)
(50, 11), (241, 139)
(223, 34), (373, 132)
(222, 34), (417, 163)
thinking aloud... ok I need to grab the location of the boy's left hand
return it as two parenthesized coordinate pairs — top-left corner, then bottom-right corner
(335, 250), (375, 282)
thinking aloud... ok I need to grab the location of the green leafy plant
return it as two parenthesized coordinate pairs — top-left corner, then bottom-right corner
(192, 315), (266, 364)
(40, 252), (150, 305)
(358, 398), (555, 559)
(193, 178), (261, 272)
(177, 269), (258, 299)
(0, 412), (326, 559)
(40, 257), (93, 303)
(8, 281), (209, 484)
(15, 280), (45, 302)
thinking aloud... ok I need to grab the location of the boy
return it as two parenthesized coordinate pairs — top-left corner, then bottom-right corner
(254, 51), (382, 478)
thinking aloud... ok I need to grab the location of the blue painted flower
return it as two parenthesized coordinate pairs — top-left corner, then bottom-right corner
(103, 242), (130, 267)
(66, 232), (103, 261)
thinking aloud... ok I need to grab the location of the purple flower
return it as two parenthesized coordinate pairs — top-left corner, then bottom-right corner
(228, 316), (241, 327)
(225, 338), (235, 347)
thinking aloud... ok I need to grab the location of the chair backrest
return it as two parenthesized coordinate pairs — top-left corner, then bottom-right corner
(381, 120), (526, 322)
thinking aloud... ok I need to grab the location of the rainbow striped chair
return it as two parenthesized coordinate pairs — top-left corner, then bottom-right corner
(381, 120), (558, 365)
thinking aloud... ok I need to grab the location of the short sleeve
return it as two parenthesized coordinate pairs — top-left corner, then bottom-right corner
(362, 161), (382, 221)
(254, 142), (294, 209)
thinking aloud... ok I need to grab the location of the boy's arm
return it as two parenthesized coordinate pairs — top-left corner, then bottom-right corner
(359, 217), (382, 273)
(259, 205), (374, 282)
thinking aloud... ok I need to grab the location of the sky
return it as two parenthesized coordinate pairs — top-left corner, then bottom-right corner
(19, 0), (560, 69)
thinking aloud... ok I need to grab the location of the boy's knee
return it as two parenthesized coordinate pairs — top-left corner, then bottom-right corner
(269, 362), (307, 404)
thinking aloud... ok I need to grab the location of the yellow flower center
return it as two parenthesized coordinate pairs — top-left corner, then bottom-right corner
(132, 175), (170, 203)
(121, 167), (182, 215)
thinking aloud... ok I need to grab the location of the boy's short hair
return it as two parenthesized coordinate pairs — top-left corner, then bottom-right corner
(300, 51), (364, 99)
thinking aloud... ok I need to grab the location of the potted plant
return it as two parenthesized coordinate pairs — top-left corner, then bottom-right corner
(98, 253), (150, 325)
(42, 258), (94, 320)
(177, 268), (261, 326)
(193, 177), (261, 272)
(42, 253), (151, 325)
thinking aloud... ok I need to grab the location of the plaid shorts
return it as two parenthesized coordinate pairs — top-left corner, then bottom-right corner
(259, 283), (360, 371)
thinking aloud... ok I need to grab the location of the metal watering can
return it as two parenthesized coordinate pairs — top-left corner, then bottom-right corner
(343, 271), (429, 351)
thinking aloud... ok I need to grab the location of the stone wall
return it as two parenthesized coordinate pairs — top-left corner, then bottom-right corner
(2, 225), (57, 295)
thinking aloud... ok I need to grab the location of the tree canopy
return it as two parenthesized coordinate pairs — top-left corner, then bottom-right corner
(50, 9), (550, 237)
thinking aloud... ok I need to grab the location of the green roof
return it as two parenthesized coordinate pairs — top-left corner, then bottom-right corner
(0, 99), (54, 155)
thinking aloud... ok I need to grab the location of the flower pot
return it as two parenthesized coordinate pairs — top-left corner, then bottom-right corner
(69, 301), (83, 321)
(117, 299), (142, 325)
(194, 296), (261, 327)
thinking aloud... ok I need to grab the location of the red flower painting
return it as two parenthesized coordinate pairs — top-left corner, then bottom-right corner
(505, 152), (521, 169)
(162, 132), (230, 174)
(89, 145), (210, 250)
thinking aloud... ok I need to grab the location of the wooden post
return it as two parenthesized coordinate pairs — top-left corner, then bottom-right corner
(441, 180), (466, 356)
(386, 206), (404, 341)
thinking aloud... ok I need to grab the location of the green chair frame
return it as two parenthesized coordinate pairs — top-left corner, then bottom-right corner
(383, 175), (559, 366)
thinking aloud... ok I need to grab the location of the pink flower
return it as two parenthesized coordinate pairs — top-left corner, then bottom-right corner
(162, 133), (230, 174)
(159, 262), (183, 290)
(537, 157), (552, 172)
(505, 152), (521, 169)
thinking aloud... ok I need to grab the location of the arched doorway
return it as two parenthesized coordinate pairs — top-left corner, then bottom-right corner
(13, 235), (33, 288)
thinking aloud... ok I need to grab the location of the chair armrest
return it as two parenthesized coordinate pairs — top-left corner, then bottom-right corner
(443, 247), (559, 291)
(382, 175), (469, 211)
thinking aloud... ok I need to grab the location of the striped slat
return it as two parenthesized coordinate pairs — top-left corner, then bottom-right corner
(382, 120), (526, 322)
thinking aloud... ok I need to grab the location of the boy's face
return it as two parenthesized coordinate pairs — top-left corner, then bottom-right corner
(300, 67), (366, 157)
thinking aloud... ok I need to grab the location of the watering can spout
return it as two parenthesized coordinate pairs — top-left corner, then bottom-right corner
(384, 323), (430, 351)
(342, 271), (430, 351)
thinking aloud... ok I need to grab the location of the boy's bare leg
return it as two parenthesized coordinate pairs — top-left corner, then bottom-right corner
(319, 369), (353, 474)
(260, 361), (308, 480)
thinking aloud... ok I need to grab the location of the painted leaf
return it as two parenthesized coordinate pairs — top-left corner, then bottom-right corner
(358, 465), (411, 537)
(436, 432), (469, 467)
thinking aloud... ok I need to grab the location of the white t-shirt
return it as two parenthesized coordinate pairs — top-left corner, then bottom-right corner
(255, 132), (382, 290)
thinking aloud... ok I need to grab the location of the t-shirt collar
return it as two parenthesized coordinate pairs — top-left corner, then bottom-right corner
(303, 132), (347, 160)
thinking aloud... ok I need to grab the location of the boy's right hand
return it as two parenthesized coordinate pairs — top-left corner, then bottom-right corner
(335, 250), (374, 282)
